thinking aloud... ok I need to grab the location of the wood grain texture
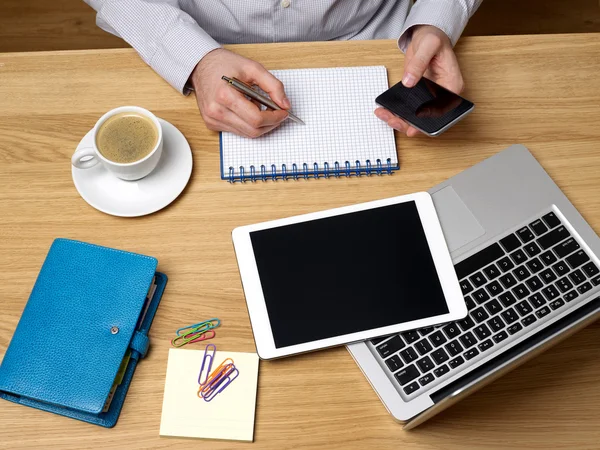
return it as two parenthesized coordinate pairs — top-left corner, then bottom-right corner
(0, 35), (600, 449)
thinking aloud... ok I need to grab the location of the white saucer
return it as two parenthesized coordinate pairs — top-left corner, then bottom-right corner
(72, 118), (193, 217)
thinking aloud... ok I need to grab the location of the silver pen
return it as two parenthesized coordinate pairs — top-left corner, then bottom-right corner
(221, 76), (305, 125)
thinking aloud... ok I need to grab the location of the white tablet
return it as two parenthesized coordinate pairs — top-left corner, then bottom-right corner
(232, 192), (467, 360)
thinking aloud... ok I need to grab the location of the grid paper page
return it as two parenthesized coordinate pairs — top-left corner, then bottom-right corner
(220, 66), (397, 179)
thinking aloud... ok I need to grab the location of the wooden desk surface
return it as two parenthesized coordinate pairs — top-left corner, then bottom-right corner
(1, 34), (599, 449)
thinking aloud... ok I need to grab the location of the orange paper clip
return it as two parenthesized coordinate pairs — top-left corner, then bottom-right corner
(198, 358), (235, 396)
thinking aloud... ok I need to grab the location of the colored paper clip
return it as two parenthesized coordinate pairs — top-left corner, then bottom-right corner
(171, 318), (220, 347)
(198, 364), (238, 401)
(199, 358), (235, 391)
(202, 366), (239, 402)
(197, 356), (239, 402)
(171, 330), (207, 347)
(198, 344), (216, 385)
(176, 318), (220, 337)
(187, 329), (216, 344)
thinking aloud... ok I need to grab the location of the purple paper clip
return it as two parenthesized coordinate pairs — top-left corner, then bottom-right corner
(201, 366), (239, 402)
(197, 344), (216, 386)
(198, 359), (234, 394)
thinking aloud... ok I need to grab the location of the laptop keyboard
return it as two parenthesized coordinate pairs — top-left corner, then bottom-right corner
(369, 210), (600, 398)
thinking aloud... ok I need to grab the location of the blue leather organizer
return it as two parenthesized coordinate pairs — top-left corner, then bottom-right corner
(0, 238), (167, 427)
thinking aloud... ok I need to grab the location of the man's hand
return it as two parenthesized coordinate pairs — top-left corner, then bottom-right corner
(375, 25), (464, 137)
(190, 48), (290, 138)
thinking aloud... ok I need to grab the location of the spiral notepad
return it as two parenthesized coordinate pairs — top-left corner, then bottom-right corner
(219, 66), (398, 182)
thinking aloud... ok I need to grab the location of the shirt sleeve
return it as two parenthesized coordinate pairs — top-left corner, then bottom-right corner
(398, 0), (483, 51)
(84, 0), (221, 94)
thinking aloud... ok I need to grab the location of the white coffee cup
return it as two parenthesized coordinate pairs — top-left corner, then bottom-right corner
(71, 106), (163, 181)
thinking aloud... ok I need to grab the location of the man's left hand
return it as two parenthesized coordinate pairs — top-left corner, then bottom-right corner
(375, 25), (464, 137)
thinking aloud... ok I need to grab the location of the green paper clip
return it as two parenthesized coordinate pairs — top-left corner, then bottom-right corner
(175, 318), (220, 337)
(171, 318), (221, 347)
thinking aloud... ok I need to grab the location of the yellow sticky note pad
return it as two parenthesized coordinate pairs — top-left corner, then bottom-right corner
(160, 348), (260, 442)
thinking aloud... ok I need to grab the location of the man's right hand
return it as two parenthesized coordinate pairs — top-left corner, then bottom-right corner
(190, 48), (290, 138)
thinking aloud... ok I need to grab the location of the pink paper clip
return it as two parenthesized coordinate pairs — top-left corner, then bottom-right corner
(171, 319), (220, 347)
(188, 329), (216, 344)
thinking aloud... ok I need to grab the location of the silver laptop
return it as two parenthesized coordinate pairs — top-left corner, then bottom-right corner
(347, 144), (600, 429)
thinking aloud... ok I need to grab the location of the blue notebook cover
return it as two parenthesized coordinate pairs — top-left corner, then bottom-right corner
(0, 238), (167, 427)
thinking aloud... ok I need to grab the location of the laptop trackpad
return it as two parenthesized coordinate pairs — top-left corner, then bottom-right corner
(432, 186), (485, 252)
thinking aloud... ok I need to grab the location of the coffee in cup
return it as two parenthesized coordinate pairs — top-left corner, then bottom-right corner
(71, 106), (163, 181)
(96, 112), (159, 164)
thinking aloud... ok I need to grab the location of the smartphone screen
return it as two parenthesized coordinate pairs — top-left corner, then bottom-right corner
(375, 78), (474, 136)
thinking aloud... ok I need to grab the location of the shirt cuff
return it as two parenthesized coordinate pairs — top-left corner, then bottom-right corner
(149, 18), (221, 95)
(398, 0), (468, 52)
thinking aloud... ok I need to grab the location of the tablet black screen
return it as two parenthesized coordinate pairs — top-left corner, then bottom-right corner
(249, 201), (449, 348)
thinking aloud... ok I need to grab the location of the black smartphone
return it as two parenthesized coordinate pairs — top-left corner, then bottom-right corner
(375, 77), (474, 136)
